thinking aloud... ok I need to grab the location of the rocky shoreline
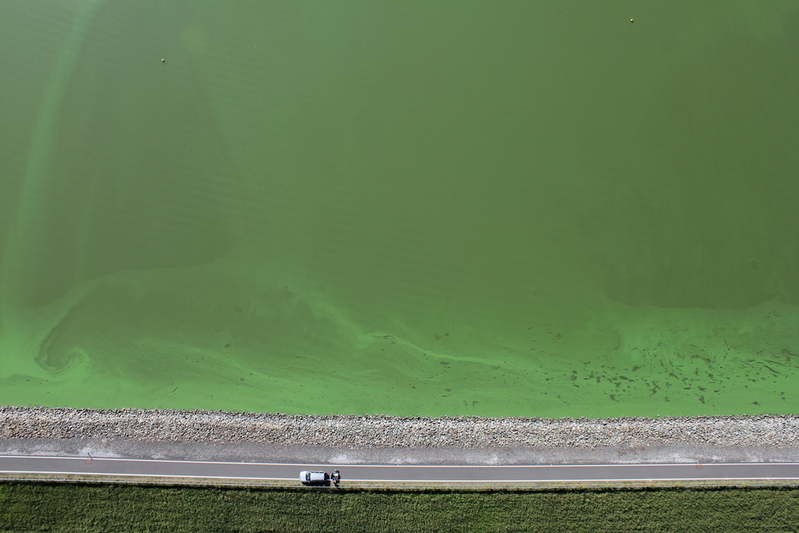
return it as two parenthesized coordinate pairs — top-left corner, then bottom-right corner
(2, 406), (798, 449)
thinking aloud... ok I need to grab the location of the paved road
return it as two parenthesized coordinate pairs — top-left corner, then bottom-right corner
(2, 455), (799, 484)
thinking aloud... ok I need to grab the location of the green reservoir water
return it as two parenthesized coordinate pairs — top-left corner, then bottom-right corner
(1, 1), (798, 418)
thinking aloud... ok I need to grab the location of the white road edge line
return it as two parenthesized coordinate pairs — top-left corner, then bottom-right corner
(1, 471), (798, 482)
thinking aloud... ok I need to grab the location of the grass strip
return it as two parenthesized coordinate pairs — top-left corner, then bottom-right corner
(2, 482), (799, 532)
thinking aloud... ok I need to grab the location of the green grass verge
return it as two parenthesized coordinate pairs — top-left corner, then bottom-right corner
(1, 482), (799, 532)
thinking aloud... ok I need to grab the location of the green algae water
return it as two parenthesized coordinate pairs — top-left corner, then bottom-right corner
(1, 0), (798, 418)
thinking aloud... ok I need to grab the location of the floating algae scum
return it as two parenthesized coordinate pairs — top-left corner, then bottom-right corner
(1, 1), (798, 418)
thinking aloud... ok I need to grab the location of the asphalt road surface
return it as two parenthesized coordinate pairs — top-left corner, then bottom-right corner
(2, 456), (799, 484)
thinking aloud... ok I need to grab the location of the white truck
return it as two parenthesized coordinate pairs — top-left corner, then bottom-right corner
(299, 470), (329, 485)
(300, 470), (341, 486)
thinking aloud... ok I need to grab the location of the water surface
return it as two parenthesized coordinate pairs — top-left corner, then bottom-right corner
(1, 0), (798, 417)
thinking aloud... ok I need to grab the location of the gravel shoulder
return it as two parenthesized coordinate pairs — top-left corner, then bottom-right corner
(2, 406), (799, 465)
